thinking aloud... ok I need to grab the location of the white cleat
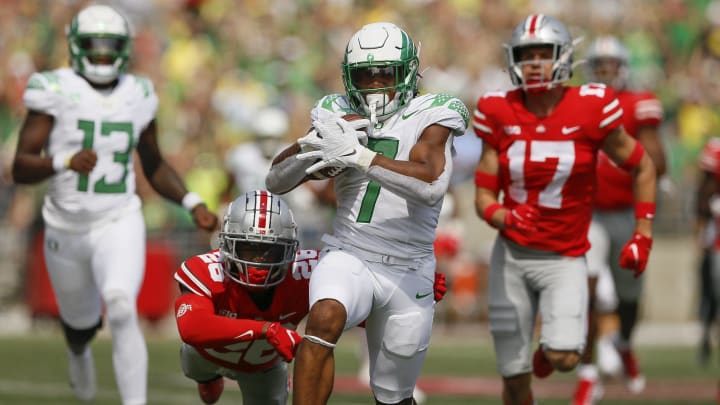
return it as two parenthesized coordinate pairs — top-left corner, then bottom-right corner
(413, 386), (427, 404)
(68, 348), (96, 402)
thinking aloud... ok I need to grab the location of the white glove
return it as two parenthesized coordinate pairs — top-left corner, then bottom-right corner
(297, 117), (377, 174)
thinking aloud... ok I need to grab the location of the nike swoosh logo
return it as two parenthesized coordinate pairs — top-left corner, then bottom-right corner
(401, 106), (433, 120)
(341, 150), (357, 157)
(561, 126), (580, 135)
(235, 330), (254, 340)
(279, 312), (297, 320)
(415, 291), (433, 299)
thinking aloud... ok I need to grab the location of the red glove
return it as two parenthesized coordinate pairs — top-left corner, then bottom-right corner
(434, 272), (448, 302)
(619, 232), (652, 278)
(266, 322), (302, 362)
(504, 204), (540, 232)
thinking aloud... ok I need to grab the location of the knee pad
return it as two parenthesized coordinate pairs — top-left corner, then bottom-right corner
(62, 317), (102, 352)
(381, 312), (430, 358)
(104, 292), (138, 327)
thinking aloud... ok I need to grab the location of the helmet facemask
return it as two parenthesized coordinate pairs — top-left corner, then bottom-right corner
(67, 5), (131, 85)
(219, 190), (298, 289)
(342, 22), (419, 123)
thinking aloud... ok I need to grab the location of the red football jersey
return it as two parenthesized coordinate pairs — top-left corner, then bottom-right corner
(174, 248), (317, 372)
(473, 84), (622, 256)
(594, 90), (663, 209)
(699, 138), (720, 249)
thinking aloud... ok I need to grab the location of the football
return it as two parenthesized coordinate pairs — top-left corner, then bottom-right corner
(307, 114), (367, 180)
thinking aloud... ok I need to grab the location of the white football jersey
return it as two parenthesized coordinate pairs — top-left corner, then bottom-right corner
(310, 93), (469, 257)
(24, 68), (158, 230)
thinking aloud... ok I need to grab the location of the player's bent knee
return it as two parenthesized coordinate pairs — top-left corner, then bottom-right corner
(546, 350), (580, 372)
(382, 312), (430, 358)
(104, 292), (138, 327)
(62, 317), (102, 353)
(305, 299), (346, 340)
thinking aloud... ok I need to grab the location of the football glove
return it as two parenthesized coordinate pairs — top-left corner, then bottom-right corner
(265, 322), (302, 362)
(504, 204), (540, 232)
(297, 116), (376, 174)
(619, 232), (652, 278)
(434, 272), (448, 302)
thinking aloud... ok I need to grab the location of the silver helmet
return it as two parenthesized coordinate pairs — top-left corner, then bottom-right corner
(342, 22), (420, 122)
(66, 5), (131, 85)
(219, 190), (298, 288)
(585, 36), (630, 90)
(505, 14), (574, 90)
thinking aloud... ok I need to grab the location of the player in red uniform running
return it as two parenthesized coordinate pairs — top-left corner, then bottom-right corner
(571, 36), (667, 405)
(174, 190), (447, 404)
(472, 15), (657, 405)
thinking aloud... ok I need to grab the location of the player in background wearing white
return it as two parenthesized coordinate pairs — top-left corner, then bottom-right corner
(572, 36), (667, 405)
(472, 15), (656, 405)
(11, 5), (217, 404)
(266, 22), (468, 405)
(224, 106), (334, 249)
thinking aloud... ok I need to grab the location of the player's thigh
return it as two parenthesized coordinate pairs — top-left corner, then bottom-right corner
(604, 209), (642, 301)
(44, 225), (101, 328)
(179, 343), (221, 382)
(309, 248), (374, 328)
(364, 259), (435, 403)
(711, 250), (720, 304)
(535, 256), (588, 352)
(586, 218), (611, 277)
(90, 209), (146, 299)
(236, 361), (288, 405)
(487, 237), (537, 377)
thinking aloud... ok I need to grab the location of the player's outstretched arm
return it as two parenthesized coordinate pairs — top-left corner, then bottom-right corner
(265, 142), (313, 194)
(137, 120), (217, 231)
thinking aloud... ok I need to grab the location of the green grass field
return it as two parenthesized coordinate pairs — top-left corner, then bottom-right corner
(0, 326), (717, 404)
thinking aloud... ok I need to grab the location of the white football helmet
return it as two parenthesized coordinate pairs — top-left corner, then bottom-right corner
(251, 107), (289, 159)
(342, 22), (420, 122)
(66, 5), (131, 85)
(585, 36), (630, 90)
(505, 14), (575, 90)
(219, 190), (298, 289)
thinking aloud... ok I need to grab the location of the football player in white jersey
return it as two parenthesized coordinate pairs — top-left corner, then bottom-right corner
(11, 5), (217, 405)
(266, 22), (468, 405)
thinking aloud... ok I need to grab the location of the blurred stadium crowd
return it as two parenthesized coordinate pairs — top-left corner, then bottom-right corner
(1, 0), (720, 327)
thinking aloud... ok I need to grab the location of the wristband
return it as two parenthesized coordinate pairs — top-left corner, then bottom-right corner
(474, 170), (499, 192)
(182, 192), (204, 211)
(619, 141), (645, 171)
(482, 202), (504, 225)
(52, 153), (71, 173)
(356, 147), (378, 172)
(635, 202), (655, 220)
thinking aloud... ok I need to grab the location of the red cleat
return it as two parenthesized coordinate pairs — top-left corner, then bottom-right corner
(532, 346), (554, 378)
(572, 377), (603, 405)
(198, 377), (224, 404)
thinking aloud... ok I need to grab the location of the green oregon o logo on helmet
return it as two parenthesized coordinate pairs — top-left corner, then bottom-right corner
(341, 22), (420, 122)
(67, 5), (131, 85)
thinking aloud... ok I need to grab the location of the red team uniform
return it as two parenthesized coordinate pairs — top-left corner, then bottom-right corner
(594, 91), (663, 210)
(474, 84), (623, 256)
(174, 248), (317, 372)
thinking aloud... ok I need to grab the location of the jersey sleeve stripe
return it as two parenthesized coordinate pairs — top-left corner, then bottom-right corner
(179, 263), (213, 297)
(474, 110), (486, 120)
(602, 98), (620, 114)
(473, 121), (492, 133)
(173, 273), (205, 296)
(600, 108), (623, 128)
